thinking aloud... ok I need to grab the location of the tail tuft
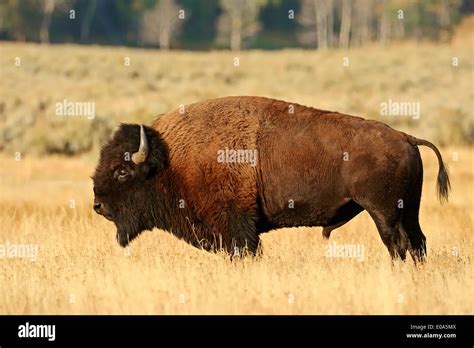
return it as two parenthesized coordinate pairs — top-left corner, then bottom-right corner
(406, 135), (451, 204)
(436, 161), (451, 204)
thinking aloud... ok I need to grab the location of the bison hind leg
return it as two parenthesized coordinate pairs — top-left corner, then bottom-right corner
(403, 217), (426, 263)
(322, 200), (364, 239)
(402, 177), (427, 263)
(367, 209), (410, 261)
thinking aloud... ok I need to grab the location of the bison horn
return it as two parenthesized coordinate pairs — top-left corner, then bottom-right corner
(131, 125), (149, 164)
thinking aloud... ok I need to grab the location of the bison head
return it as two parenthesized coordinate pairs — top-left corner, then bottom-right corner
(92, 124), (168, 247)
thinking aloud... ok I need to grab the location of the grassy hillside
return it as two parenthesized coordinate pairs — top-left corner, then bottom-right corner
(0, 42), (472, 155)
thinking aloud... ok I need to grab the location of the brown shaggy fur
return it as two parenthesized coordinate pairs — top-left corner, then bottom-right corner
(93, 96), (450, 261)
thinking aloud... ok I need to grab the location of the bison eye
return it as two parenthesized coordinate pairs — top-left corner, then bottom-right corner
(116, 169), (130, 182)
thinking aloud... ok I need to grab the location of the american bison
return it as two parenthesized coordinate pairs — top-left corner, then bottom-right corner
(93, 96), (450, 261)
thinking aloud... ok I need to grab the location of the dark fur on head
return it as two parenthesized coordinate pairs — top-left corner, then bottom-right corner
(92, 124), (170, 246)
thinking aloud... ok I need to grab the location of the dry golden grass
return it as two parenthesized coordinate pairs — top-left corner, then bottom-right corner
(0, 146), (472, 314)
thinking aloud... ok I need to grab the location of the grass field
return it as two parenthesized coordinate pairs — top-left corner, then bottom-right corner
(0, 147), (472, 314)
(0, 41), (473, 314)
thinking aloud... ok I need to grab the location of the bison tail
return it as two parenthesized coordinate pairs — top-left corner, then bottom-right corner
(406, 135), (451, 204)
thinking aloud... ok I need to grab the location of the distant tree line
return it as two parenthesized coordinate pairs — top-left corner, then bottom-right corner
(0, 0), (472, 50)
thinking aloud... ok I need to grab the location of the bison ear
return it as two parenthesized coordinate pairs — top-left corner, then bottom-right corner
(138, 125), (168, 174)
(144, 126), (168, 171)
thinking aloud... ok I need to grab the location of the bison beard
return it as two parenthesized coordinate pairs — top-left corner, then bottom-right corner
(114, 214), (148, 247)
(92, 96), (450, 261)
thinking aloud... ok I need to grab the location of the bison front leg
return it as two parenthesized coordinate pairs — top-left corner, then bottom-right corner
(207, 211), (261, 256)
(229, 216), (261, 256)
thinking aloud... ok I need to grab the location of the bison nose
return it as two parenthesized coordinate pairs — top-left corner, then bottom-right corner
(94, 201), (113, 221)
(94, 202), (103, 214)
